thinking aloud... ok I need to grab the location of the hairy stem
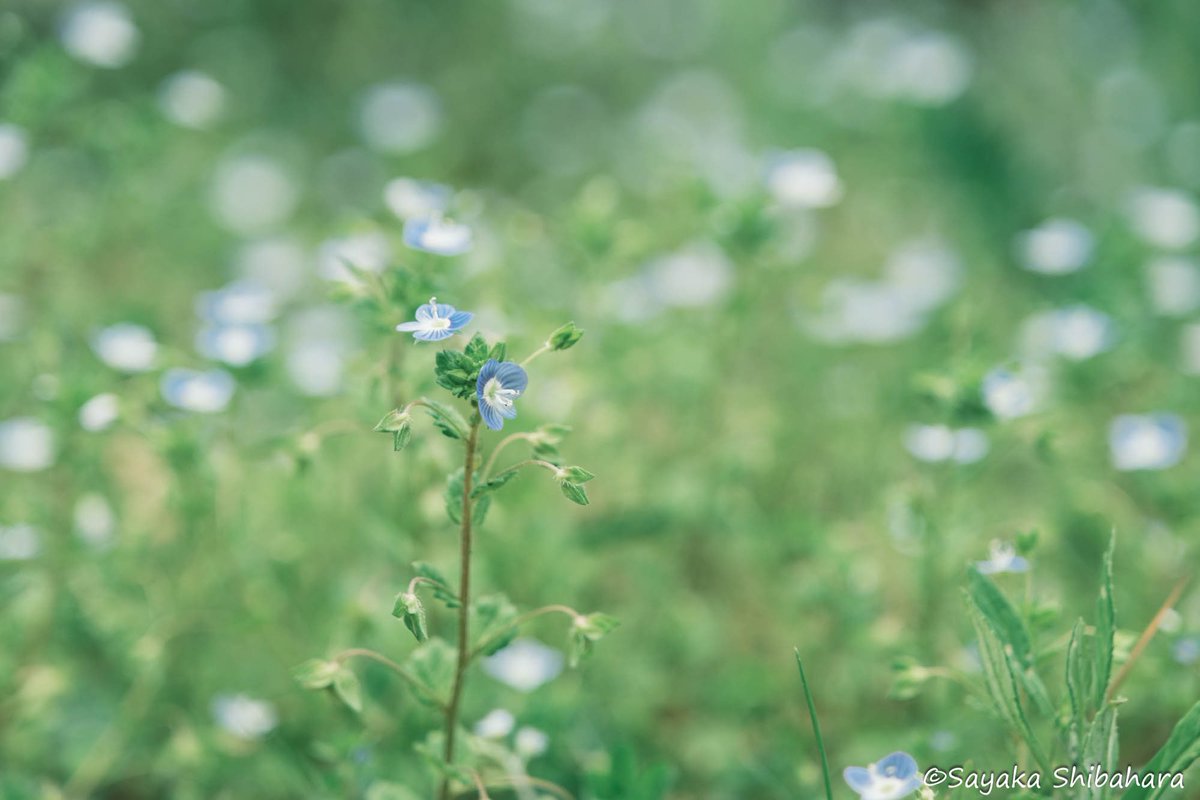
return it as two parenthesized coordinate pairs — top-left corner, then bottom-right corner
(469, 604), (581, 661)
(441, 415), (482, 800)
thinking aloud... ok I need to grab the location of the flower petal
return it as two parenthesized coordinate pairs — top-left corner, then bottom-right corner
(396, 321), (427, 332)
(844, 766), (873, 794)
(494, 362), (528, 392)
(479, 400), (503, 430)
(414, 302), (436, 322)
(448, 310), (473, 329)
(433, 303), (456, 318)
(414, 328), (456, 342)
(876, 752), (918, 781)
(476, 359), (501, 393)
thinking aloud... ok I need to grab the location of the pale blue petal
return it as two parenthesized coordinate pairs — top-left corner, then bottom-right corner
(415, 302), (436, 322)
(498, 403), (518, 420)
(844, 767), (873, 794)
(1008, 555), (1030, 572)
(414, 328), (455, 342)
(479, 400), (503, 430)
(396, 321), (426, 332)
(433, 303), (456, 318)
(448, 311), (473, 329)
(877, 752), (918, 781)
(495, 362), (528, 392)
(477, 359), (501, 393)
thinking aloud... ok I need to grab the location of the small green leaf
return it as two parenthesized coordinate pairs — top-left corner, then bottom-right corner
(333, 667), (363, 713)
(1095, 533), (1115, 707)
(560, 481), (589, 505)
(413, 562), (460, 609)
(392, 426), (412, 451)
(406, 639), (457, 706)
(488, 341), (507, 362)
(1123, 701), (1200, 800)
(548, 321), (584, 351)
(374, 408), (412, 433)
(471, 469), (519, 498)
(444, 468), (465, 523)
(292, 659), (340, 690)
(393, 591), (429, 642)
(464, 332), (490, 363)
(561, 466), (596, 483)
(424, 400), (468, 440)
(471, 593), (520, 656)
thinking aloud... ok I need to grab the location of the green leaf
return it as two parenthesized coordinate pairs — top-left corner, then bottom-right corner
(392, 426), (412, 451)
(470, 468), (519, 498)
(434, 350), (478, 399)
(444, 468), (465, 523)
(1122, 701), (1200, 800)
(464, 332), (490, 363)
(333, 667), (363, 713)
(548, 321), (585, 351)
(406, 639), (457, 706)
(1095, 533), (1115, 706)
(392, 591), (429, 642)
(292, 658), (340, 690)
(561, 466), (596, 483)
(471, 593), (520, 656)
(488, 341), (507, 362)
(374, 408), (412, 432)
(473, 492), (491, 527)
(967, 567), (1034, 668)
(413, 561), (460, 609)
(1079, 706), (1119, 800)
(569, 613), (620, 667)
(424, 399), (468, 440)
(560, 481), (589, 505)
(1066, 618), (1100, 744)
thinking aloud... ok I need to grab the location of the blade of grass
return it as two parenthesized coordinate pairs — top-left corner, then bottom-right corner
(795, 649), (834, 800)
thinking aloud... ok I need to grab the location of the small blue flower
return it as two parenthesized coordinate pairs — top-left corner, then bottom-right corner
(975, 540), (1029, 575)
(396, 297), (473, 342)
(476, 359), (528, 431)
(1110, 413), (1187, 471)
(845, 752), (922, 800)
(403, 215), (472, 256)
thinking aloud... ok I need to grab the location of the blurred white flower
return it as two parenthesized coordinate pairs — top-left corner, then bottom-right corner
(1110, 413), (1186, 471)
(805, 280), (926, 344)
(982, 366), (1042, 420)
(0, 293), (25, 341)
(91, 323), (158, 372)
(0, 524), (40, 560)
(474, 708), (515, 739)
(160, 368), (236, 413)
(211, 694), (277, 740)
(196, 280), (279, 325)
(1173, 637), (1200, 666)
(646, 241), (733, 309)
(903, 424), (988, 464)
(318, 231), (392, 281)
(286, 307), (355, 397)
(79, 393), (119, 432)
(0, 124), (30, 180)
(1016, 219), (1094, 275)
(359, 83), (442, 154)
(402, 217), (472, 257)
(0, 418), (56, 472)
(975, 540), (1028, 575)
(885, 31), (973, 106)
(159, 71), (226, 130)
(1145, 256), (1200, 317)
(1019, 306), (1114, 361)
(1127, 187), (1200, 250)
(764, 149), (843, 209)
(196, 323), (275, 367)
(882, 238), (962, 312)
(384, 177), (452, 220)
(210, 154), (299, 236)
(74, 493), (116, 548)
(515, 726), (549, 758)
(482, 638), (565, 692)
(59, 1), (139, 68)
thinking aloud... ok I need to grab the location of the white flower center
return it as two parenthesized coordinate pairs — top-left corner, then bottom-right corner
(483, 378), (519, 409)
(429, 316), (451, 329)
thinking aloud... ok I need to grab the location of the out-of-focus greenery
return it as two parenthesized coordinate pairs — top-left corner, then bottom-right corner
(3, 0), (1200, 797)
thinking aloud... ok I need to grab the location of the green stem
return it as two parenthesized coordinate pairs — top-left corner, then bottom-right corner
(520, 342), (552, 367)
(794, 650), (834, 800)
(481, 432), (539, 478)
(440, 416), (482, 800)
(334, 648), (447, 711)
(469, 604), (581, 661)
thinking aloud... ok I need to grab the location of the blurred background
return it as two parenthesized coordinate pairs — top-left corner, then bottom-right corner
(3, 0), (1200, 797)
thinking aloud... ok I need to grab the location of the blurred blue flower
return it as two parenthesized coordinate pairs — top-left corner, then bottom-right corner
(403, 215), (472, 255)
(976, 540), (1028, 575)
(982, 366), (1041, 420)
(1173, 637), (1200, 665)
(476, 359), (528, 431)
(482, 638), (563, 692)
(1110, 413), (1186, 471)
(845, 751), (923, 800)
(396, 297), (473, 342)
(196, 323), (275, 366)
(161, 368), (236, 413)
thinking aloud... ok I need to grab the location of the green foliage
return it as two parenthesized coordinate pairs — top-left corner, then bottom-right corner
(470, 594), (519, 656)
(333, 667), (364, 713)
(570, 613), (620, 667)
(292, 659), (341, 690)
(548, 321), (585, 351)
(393, 591), (429, 642)
(1123, 702), (1200, 800)
(405, 640), (457, 707)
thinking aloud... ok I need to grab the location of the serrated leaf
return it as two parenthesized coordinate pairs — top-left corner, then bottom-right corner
(413, 561), (460, 609)
(1079, 706), (1119, 800)
(967, 567), (1034, 668)
(560, 481), (589, 505)
(292, 658), (340, 690)
(333, 667), (363, 713)
(464, 332), (490, 363)
(1095, 533), (1115, 706)
(1122, 701), (1200, 800)
(406, 639), (457, 706)
(424, 399), (468, 440)
(488, 341), (507, 362)
(470, 469), (519, 498)
(471, 593), (520, 656)
(1066, 618), (1100, 747)
(445, 468), (465, 523)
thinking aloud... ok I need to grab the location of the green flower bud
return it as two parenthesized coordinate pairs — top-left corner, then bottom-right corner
(548, 321), (584, 351)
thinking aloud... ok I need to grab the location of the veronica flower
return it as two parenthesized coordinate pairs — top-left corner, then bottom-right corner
(476, 359), (528, 431)
(845, 752), (923, 800)
(1110, 413), (1186, 471)
(482, 638), (563, 692)
(160, 368), (236, 413)
(396, 297), (473, 342)
(976, 540), (1029, 575)
(91, 323), (158, 372)
(211, 693), (278, 740)
(403, 215), (472, 256)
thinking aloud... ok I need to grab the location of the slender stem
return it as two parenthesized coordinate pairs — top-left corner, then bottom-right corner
(441, 416), (483, 800)
(469, 605), (581, 661)
(1107, 575), (1191, 701)
(407, 575), (438, 595)
(482, 432), (538, 478)
(520, 343), (552, 367)
(488, 459), (561, 485)
(794, 650), (834, 800)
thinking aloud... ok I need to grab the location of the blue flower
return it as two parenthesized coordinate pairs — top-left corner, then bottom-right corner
(1109, 413), (1187, 471)
(976, 540), (1029, 575)
(396, 297), (473, 342)
(476, 359), (528, 431)
(403, 215), (472, 256)
(845, 752), (922, 800)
